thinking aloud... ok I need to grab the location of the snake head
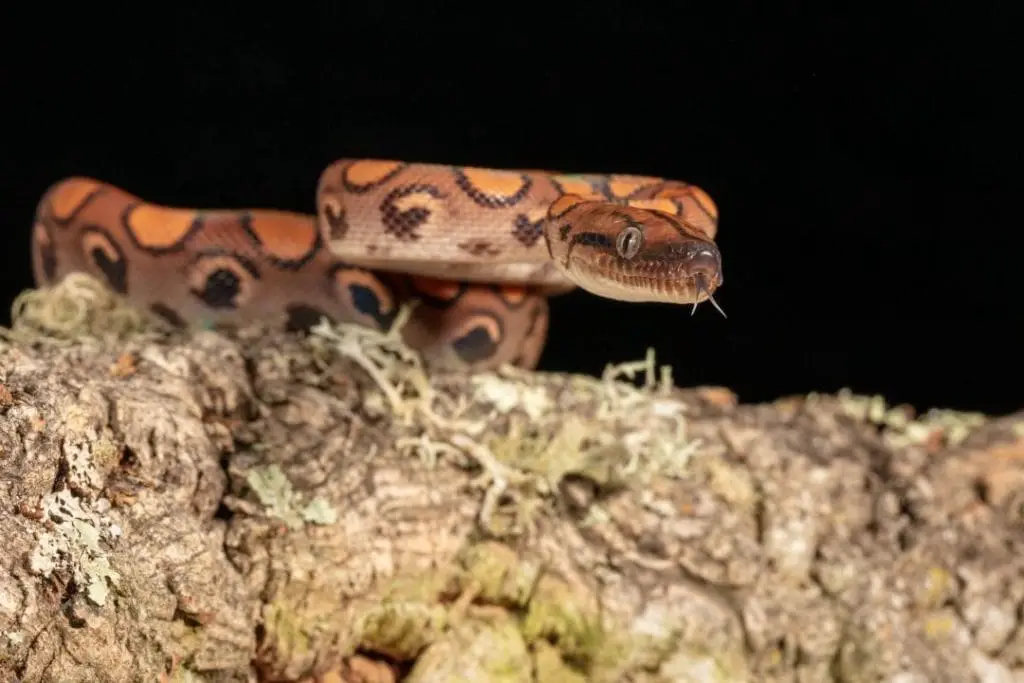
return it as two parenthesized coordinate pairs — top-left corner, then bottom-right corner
(546, 198), (724, 312)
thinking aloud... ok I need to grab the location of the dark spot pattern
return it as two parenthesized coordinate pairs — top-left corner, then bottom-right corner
(451, 323), (501, 364)
(457, 239), (502, 257)
(512, 214), (545, 247)
(82, 228), (128, 294)
(286, 304), (333, 332)
(188, 253), (260, 310)
(378, 184), (444, 241)
(197, 269), (242, 308)
(348, 284), (399, 329)
(320, 198), (348, 241)
(150, 303), (186, 327)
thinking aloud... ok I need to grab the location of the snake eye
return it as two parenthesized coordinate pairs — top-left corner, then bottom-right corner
(615, 225), (644, 259)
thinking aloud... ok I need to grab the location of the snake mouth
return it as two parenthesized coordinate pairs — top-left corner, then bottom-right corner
(570, 249), (726, 314)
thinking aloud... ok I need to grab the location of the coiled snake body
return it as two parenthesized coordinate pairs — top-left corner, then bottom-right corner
(31, 159), (723, 372)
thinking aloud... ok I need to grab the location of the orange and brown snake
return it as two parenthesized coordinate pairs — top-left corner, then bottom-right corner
(30, 159), (723, 372)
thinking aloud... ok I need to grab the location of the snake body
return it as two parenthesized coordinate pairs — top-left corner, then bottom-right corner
(31, 159), (723, 372)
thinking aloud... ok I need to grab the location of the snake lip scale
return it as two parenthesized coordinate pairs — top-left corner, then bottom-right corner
(31, 158), (724, 372)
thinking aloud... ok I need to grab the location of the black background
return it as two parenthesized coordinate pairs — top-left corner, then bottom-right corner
(3, 4), (1019, 414)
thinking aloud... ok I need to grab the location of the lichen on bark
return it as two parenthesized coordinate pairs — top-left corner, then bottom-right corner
(1, 273), (1022, 683)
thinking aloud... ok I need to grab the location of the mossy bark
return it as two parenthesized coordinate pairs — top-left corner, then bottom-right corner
(1, 276), (1023, 683)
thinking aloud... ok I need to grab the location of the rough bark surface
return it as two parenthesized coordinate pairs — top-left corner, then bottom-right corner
(1, 275), (1023, 683)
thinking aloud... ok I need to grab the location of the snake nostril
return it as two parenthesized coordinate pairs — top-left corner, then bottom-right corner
(688, 245), (722, 274)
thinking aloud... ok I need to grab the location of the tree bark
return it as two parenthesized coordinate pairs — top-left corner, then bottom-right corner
(1, 275), (1023, 683)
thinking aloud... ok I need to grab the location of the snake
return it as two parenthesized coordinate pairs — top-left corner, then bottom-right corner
(30, 158), (724, 372)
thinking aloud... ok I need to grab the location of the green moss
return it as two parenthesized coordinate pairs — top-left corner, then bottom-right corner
(533, 641), (588, 683)
(458, 542), (543, 609)
(262, 599), (313, 660)
(354, 599), (450, 660)
(407, 616), (532, 683)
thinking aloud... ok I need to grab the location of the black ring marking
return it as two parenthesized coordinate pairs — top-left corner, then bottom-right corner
(44, 184), (109, 228)
(119, 202), (206, 255)
(450, 312), (505, 364)
(150, 303), (186, 328)
(319, 195), (348, 241)
(378, 184), (446, 241)
(549, 177), (597, 198)
(453, 169), (533, 209)
(511, 213), (545, 248)
(327, 263), (400, 330)
(80, 226), (128, 294)
(187, 250), (261, 310)
(340, 161), (408, 194)
(349, 284), (399, 329)
(238, 212), (323, 271)
(285, 304), (334, 332)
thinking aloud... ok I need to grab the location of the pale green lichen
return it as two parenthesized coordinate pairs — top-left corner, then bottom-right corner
(834, 387), (989, 448)
(246, 464), (338, 529)
(299, 496), (338, 525)
(487, 415), (593, 489)
(310, 314), (707, 537)
(5, 271), (158, 345)
(63, 432), (120, 493)
(29, 489), (121, 607)
(471, 372), (554, 421)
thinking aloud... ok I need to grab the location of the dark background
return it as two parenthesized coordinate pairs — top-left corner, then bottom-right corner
(3, 4), (1018, 414)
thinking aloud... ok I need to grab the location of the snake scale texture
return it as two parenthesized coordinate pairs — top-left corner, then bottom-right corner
(31, 158), (724, 372)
